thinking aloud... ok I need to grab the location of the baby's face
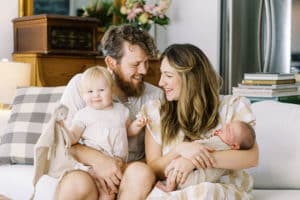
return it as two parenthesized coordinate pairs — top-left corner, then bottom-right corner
(214, 121), (242, 148)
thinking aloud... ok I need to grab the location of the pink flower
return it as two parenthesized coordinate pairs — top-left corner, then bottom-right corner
(144, 4), (155, 13)
(127, 10), (137, 21)
(133, 7), (143, 14)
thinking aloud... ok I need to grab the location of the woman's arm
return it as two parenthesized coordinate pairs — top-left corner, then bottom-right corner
(213, 142), (259, 169)
(145, 128), (179, 179)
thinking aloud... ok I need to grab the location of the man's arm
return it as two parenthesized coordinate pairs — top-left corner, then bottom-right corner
(70, 144), (123, 192)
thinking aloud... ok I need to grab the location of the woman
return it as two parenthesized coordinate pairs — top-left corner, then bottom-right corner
(144, 44), (258, 198)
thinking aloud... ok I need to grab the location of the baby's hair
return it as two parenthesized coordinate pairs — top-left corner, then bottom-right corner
(80, 66), (114, 93)
(238, 121), (256, 150)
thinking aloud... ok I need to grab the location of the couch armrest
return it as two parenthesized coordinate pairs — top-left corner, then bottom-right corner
(249, 100), (300, 189)
(0, 110), (11, 136)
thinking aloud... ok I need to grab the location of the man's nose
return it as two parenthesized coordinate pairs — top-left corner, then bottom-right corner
(138, 64), (147, 75)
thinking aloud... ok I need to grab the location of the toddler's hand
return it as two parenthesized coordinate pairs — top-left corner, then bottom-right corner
(136, 116), (149, 127)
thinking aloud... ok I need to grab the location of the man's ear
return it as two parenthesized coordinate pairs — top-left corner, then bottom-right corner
(230, 143), (240, 150)
(105, 56), (117, 71)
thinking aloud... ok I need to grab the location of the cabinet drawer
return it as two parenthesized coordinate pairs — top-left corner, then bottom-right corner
(39, 57), (96, 86)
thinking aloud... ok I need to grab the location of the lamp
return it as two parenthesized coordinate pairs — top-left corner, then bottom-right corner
(0, 59), (31, 109)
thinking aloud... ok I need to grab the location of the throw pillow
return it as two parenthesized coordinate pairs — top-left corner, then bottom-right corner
(0, 86), (65, 165)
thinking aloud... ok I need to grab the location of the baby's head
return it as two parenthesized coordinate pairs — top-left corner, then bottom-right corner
(80, 66), (114, 109)
(215, 121), (256, 150)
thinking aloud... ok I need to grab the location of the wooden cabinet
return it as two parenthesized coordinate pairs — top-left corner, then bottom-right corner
(12, 53), (160, 87)
(13, 14), (99, 55)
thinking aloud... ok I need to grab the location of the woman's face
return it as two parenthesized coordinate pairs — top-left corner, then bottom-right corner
(159, 57), (182, 101)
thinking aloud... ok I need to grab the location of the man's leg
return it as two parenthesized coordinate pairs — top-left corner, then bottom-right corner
(118, 162), (156, 200)
(55, 170), (98, 200)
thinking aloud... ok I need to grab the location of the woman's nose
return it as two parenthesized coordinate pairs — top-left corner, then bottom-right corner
(158, 77), (164, 87)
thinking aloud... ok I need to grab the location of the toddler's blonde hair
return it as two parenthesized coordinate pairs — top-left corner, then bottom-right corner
(80, 66), (114, 94)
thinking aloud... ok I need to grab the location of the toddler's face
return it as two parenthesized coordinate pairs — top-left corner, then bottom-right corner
(83, 78), (113, 110)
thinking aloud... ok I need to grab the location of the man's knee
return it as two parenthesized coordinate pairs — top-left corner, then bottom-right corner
(124, 162), (156, 184)
(55, 170), (98, 200)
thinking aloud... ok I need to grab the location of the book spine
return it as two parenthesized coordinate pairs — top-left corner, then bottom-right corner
(242, 79), (296, 85)
(244, 74), (295, 80)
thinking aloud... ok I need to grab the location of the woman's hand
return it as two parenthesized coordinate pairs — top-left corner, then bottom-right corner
(176, 142), (216, 169)
(165, 157), (195, 186)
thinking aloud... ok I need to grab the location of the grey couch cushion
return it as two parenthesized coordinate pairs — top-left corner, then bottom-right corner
(0, 86), (65, 164)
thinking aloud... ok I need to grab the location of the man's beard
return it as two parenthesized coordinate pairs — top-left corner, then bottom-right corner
(113, 70), (145, 97)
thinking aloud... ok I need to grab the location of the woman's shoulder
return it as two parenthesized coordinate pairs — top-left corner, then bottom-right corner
(220, 95), (251, 107)
(219, 95), (255, 125)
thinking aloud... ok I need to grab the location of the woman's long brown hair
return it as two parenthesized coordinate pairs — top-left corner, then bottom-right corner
(160, 44), (222, 146)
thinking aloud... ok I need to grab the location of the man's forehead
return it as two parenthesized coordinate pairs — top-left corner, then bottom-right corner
(122, 43), (148, 62)
(123, 42), (141, 53)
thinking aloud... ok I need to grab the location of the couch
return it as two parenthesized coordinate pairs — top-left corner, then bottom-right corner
(1, 98), (300, 199)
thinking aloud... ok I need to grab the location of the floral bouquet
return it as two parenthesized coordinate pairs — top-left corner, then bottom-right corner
(117, 0), (171, 31)
(81, 0), (114, 30)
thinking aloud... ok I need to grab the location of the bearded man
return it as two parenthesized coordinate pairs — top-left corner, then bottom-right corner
(53, 25), (163, 200)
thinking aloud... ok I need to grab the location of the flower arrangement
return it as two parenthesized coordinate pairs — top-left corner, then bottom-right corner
(118, 0), (171, 31)
(81, 0), (114, 30)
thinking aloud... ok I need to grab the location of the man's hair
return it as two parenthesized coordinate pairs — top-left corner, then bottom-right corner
(101, 24), (158, 62)
(80, 66), (114, 93)
(160, 44), (223, 146)
(238, 121), (256, 150)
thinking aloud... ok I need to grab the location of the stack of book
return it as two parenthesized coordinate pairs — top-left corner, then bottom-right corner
(232, 73), (300, 104)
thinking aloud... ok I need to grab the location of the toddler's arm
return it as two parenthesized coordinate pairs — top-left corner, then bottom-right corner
(127, 116), (148, 137)
(58, 120), (84, 145)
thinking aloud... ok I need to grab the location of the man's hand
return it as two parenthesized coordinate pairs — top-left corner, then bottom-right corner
(90, 156), (124, 194)
(70, 144), (124, 194)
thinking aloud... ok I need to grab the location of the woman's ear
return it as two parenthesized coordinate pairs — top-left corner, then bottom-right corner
(105, 56), (117, 71)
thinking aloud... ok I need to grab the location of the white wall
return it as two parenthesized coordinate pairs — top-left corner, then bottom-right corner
(0, 0), (220, 70)
(157, 0), (220, 71)
(0, 0), (18, 60)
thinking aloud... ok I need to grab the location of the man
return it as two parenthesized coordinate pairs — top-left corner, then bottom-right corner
(55, 25), (163, 200)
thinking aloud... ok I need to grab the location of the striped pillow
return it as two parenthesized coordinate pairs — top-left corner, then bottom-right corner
(0, 86), (65, 165)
